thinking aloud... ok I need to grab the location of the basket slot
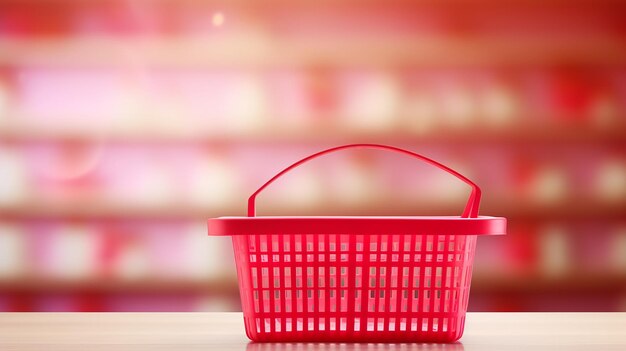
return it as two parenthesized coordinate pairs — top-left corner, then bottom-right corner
(273, 235), (290, 332)
(438, 235), (451, 315)
(312, 234), (319, 332)
(393, 235), (405, 332)
(383, 235), (394, 332)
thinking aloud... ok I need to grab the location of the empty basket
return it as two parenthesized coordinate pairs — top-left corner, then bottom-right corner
(208, 144), (507, 342)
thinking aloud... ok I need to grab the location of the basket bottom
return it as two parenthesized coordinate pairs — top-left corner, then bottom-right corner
(244, 316), (466, 343)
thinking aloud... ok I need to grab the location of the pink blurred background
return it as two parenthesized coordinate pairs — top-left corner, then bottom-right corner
(0, 0), (625, 312)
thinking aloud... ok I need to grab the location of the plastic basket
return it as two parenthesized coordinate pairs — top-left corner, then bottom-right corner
(208, 144), (506, 343)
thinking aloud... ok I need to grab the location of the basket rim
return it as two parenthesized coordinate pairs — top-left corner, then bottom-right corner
(208, 215), (506, 236)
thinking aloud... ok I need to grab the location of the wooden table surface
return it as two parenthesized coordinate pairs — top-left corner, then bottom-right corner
(0, 313), (625, 351)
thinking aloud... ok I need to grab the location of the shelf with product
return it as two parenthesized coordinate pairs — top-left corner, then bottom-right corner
(1, 215), (625, 311)
(1, 130), (624, 219)
(0, 219), (236, 285)
(0, 138), (624, 220)
(1, 216), (624, 297)
(1, 66), (624, 144)
(1, 40), (624, 140)
(2, 218), (626, 282)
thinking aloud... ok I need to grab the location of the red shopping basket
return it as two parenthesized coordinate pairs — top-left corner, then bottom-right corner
(208, 144), (506, 343)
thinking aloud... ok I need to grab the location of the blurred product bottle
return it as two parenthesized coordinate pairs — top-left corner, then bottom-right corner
(539, 225), (571, 277)
(479, 83), (519, 129)
(438, 85), (477, 130)
(339, 71), (400, 131)
(528, 165), (570, 205)
(227, 74), (268, 133)
(0, 224), (27, 279)
(402, 90), (438, 135)
(614, 227), (626, 274)
(0, 149), (29, 206)
(594, 158), (626, 203)
(47, 224), (100, 279)
(183, 223), (232, 279)
(187, 152), (240, 208)
(0, 79), (9, 124)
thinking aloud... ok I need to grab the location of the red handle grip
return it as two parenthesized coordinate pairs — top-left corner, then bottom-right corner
(248, 143), (481, 218)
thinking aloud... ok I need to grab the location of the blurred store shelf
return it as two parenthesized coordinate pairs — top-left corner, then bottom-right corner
(1, 123), (625, 144)
(0, 276), (238, 295)
(471, 274), (626, 294)
(1, 198), (624, 220)
(1, 37), (625, 67)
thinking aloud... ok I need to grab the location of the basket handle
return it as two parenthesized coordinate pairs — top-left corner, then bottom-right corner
(248, 143), (481, 218)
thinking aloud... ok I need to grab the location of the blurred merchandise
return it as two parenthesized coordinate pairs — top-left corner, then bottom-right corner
(0, 0), (624, 312)
(478, 82), (519, 129)
(594, 158), (626, 203)
(0, 224), (26, 279)
(0, 148), (29, 205)
(0, 79), (9, 120)
(48, 224), (99, 279)
(338, 70), (400, 131)
(539, 225), (571, 278)
(527, 165), (570, 205)
(439, 83), (478, 130)
(186, 151), (241, 208)
(402, 90), (438, 134)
